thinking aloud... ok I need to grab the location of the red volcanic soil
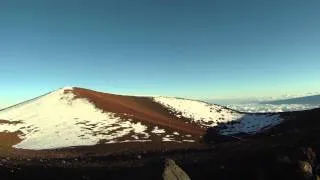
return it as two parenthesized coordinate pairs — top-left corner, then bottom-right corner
(0, 120), (23, 148)
(68, 87), (205, 136)
(0, 132), (22, 148)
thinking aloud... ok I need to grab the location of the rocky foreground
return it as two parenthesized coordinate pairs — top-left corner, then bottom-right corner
(0, 108), (319, 179)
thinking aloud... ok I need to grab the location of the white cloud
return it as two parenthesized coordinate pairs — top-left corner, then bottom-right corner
(226, 103), (320, 113)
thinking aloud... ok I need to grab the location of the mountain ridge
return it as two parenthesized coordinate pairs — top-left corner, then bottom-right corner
(0, 87), (283, 150)
(262, 94), (320, 105)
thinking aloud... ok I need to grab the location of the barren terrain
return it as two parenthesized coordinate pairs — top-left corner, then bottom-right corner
(0, 87), (317, 179)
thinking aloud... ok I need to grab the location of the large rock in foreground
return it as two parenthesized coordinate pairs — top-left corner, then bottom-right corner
(163, 159), (191, 180)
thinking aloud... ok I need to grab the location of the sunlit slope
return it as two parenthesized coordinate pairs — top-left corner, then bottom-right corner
(0, 87), (283, 150)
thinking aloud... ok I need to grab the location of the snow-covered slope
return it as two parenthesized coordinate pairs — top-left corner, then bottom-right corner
(0, 87), (152, 150)
(153, 97), (283, 135)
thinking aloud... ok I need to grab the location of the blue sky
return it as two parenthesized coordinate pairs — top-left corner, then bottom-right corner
(0, 0), (320, 106)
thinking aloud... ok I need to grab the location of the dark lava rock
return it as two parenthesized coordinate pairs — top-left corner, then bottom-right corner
(315, 164), (320, 175)
(297, 161), (313, 180)
(277, 156), (292, 164)
(293, 147), (317, 166)
(202, 127), (240, 144)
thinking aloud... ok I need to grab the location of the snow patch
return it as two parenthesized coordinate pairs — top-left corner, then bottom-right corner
(162, 137), (175, 142)
(62, 86), (74, 90)
(154, 97), (242, 127)
(153, 97), (283, 135)
(173, 132), (180, 136)
(151, 126), (166, 134)
(219, 114), (282, 135)
(105, 140), (152, 144)
(182, 140), (195, 142)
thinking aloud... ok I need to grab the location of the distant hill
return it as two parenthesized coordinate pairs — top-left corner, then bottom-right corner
(0, 87), (282, 150)
(261, 94), (320, 105)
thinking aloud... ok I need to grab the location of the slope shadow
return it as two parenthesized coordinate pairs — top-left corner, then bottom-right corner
(202, 112), (283, 144)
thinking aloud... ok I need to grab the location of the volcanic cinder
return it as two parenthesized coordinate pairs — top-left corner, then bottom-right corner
(0, 87), (283, 150)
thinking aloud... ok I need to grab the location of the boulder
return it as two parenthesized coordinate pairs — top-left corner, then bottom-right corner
(293, 147), (317, 166)
(297, 161), (313, 180)
(163, 159), (191, 180)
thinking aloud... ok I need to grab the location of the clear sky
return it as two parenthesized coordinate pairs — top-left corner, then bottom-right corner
(0, 0), (320, 107)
